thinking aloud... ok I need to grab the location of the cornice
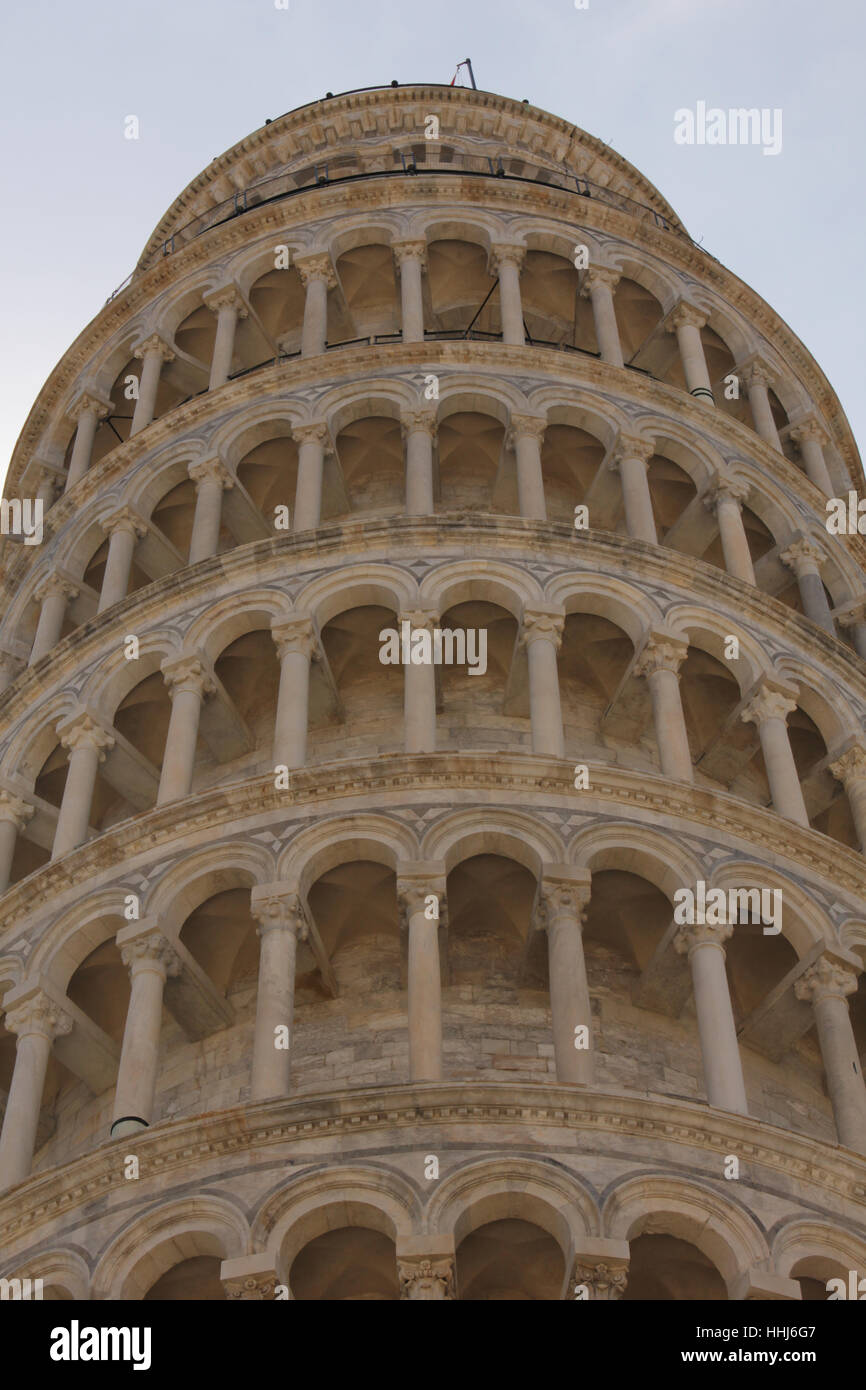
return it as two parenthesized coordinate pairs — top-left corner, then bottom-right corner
(1, 752), (864, 944)
(1, 1082), (863, 1248)
(4, 179), (860, 503)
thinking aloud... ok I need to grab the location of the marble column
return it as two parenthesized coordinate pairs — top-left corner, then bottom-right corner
(397, 866), (446, 1081)
(272, 617), (316, 769)
(612, 434), (657, 543)
(581, 266), (623, 367)
(393, 240), (427, 343)
(401, 409), (437, 516)
(249, 885), (308, 1101)
(111, 925), (182, 1138)
(508, 414), (548, 521)
(0, 989), (72, 1190)
(130, 335), (175, 436)
(204, 286), (248, 390)
(789, 417), (834, 496)
(400, 609), (438, 753)
(0, 791), (34, 894)
(29, 575), (79, 664)
(65, 394), (110, 490)
(539, 870), (593, 1084)
(674, 920), (748, 1113)
(743, 361), (782, 450)
(157, 655), (215, 805)
(704, 479), (756, 584)
(829, 744), (866, 853)
(520, 608), (565, 758)
(188, 457), (234, 564)
(740, 683), (809, 826)
(489, 243), (526, 345)
(780, 538), (836, 635)
(795, 956), (866, 1154)
(293, 423), (330, 531)
(98, 507), (147, 613)
(634, 635), (693, 782)
(296, 254), (337, 357)
(35, 464), (64, 509)
(670, 303), (714, 404)
(53, 711), (115, 858)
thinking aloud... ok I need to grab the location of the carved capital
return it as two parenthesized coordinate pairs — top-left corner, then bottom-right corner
(396, 874), (446, 930)
(634, 635), (688, 678)
(0, 790), (35, 831)
(272, 617), (317, 661)
(794, 956), (859, 1005)
(398, 1256), (455, 1300)
(571, 1260), (629, 1301)
(250, 885), (308, 939)
(34, 573), (79, 604)
(204, 286), (248, 318)
(743, 359), (774, 392)
(789, 417), (828, 448)
(399, 608), (440, 634)
(292, 421), (331, 450)
(400, 408), (438, 440)
(100, 506), (148, 540)
(160, 655), (216, 700)
(120, 930), (183, 979)
(68, 392), (111, 424)
(780, 538), (824, 577)
(392, 239), (428, 272)
(133, 333), (175, 364)
(520, 608), (565, 650)
(223, 1273), (279, 1300)
(740, 684), (797, 728)
(612, 433), (654, 467)
(57, 711), (115, 760)
(673, 919), (734, 956)
(188, 457), (235, 492)
(830, 744), (866, 787)
(295, 253), (338, 289)
(488, 242), (526, 274)
(703, 477), (751, 513)
(669, 302), (707, 332)
(4, 990), (73, 1042)
(580, 265), (620, 295)
(508, 413), (547, 446)
(539, 875), (591, 927)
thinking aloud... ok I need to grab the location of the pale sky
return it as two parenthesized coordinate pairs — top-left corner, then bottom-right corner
(2, 0), (864, 481)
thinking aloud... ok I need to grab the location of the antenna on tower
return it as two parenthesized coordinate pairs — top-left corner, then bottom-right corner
(450, 59), (477, 89)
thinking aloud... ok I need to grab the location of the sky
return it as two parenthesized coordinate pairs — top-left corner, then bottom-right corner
(1, 0), (864, 482)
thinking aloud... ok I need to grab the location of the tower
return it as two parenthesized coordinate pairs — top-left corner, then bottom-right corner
(0, 84), (865, 1301)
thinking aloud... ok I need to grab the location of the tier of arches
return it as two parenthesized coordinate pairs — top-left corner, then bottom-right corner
(38, 210), (847, 505)
(1, 813), (864, 1191)
(2, 1162), (863, 1301)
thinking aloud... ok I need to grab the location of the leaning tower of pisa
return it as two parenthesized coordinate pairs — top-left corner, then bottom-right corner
(1, 83), (865, 1303)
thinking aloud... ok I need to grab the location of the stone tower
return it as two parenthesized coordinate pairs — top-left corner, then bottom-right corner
(0, 84), (865, 1302)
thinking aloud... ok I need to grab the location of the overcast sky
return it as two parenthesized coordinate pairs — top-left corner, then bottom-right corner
(1, 0), (863, 482)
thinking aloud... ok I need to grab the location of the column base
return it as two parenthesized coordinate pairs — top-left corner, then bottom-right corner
(689, 386), (715, 403)
(110, 1116), (149, 1138)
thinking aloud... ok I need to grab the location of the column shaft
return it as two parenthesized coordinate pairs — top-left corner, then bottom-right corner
(405, 426), (435, 515)
(398, 255), (425, 342)
(403, 658), (437, 753)
(274, 647), (312, 768)
(646, 667), (692, 781)
(189, 475), (225, 564)
(53, 743), (100, 857)
(251, 923), (299, 1099)
(209, 303), (240, 389)
(130, 348), (164, 435)
(688, 940), (748, 1113)
(618, 453), (657, 543)
(546, 910), (593, 1083)
(513, 429), (547, 520)
(29, 591), (68, 664)
(98, 525), (137, 612)
(301, 277), (329, 356)
(0, 1030), (53, 1188)
(674, 318), (714, 403)
(716, 495), (756, 584)
(294, 434), (325, 531)
(157, 686), (203, 804)
(588, 280), (624, 366)
(747, 374), (781, 449)
(757, 717), (809, 826)
(112, 965), (169, 1131)
(813, 992), (866, 1152)
(66, 407), (100, 489)
(526, 636), (564, 758)
(407, 910), (442, 1080)
(0, 819), (18, 893)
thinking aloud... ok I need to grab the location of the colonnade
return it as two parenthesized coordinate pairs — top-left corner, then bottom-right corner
(2, 862), (865, 1192)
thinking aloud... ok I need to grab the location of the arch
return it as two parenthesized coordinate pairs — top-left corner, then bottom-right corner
(0, 1247), (91, 1301)
(90, 1194), (249, 1300)
(28, 890), (129, 989)
(546, 572), (660, 646)
(295, 564), (416, 629)
(421, 808), (564, 877)
(569, 822), (707, 901)
(663, 605), (768, 693)
(144, 843), (277, 929)
(276, 813), (420, 897)
(708, 861), (832, 958)
(421, 559), (542, 619)
(772, 1218), (866, 1279)
(184, 588), (295, 663)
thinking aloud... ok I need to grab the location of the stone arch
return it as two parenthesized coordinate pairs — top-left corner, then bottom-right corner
(276, 813), (420, 897)
(0, 1247), (91, 1301)
(663, 605), (768, 693)
(209, 403), (304, 470)
(295, 564), (416, 629)
(90, 1193), (250, 1300)
(569, 821), (707, 900)
(421, 559), (542, 619)
(421, 808), (564, 877)
(772, 657), (855, 752)
(79, 631), (176, 721)
(426, 1155), (599, 1256)
(547, 572), (660, 646)
(435, 380), (524, 428)
(144, 842), (277, 931)
(184, 588), (295, 663)
(29, 890), (129, 989)
(0, 689), (80, 788)
(708, 861), (832, 958)
(772, 1217), (866, 1280)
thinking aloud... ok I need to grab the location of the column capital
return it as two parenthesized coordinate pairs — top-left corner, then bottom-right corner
(398, 1255), (455, 1300)
(220, 1255), (281, 1300)
(250, 883), (308, 938)
(203, 285), (249, 318)
(0, 789), (35, 830)
(292, 420), (333, 450)
(488, 242), (526, 274)
(34, 572), (79, 604)
(133, 333), (175, 364)
(794, 954), (860, 1004)
(99, 505), (148, 540)
(295, 253), (338, 289)
(634, 632), (689, 677)
(400, 407), (438, 440)
(538, 868), (592, 926)
(740, 355), (776, 391)
(67, 391), (111, 424)
(396, 861), (448, 929)
(520, 606), (565, 650)
(740, 680), (798, 728)
(392, 238), (428, 272)
(399, 607), (440, 633)
(3, 986), (73, 1042)
(580, 264), (621, 295)
(673, 919), (734, 957)
(789, 415), (828, 448)
(188, 456), (235, 492)
(56, 709), (115, 759)
(780, 536), (825, 577)
(508, 413), (548, 446)
(830, 741), (866, 787)
(668, 301), (707, 332)
(703, 476), (751, 513)
(571, 1258), (629, 1300)
(117, 923), (183, 979)
(160, 654), (217, 699)
(271, 616), (317, 661)
(833, 599), (866, 630)
(611, 432), (654, 467)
